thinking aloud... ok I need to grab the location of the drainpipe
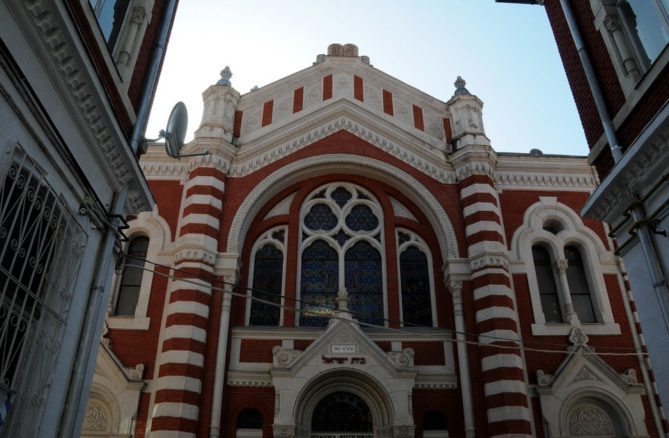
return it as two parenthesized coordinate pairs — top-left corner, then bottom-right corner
(58, 189), (128, 438)
(209, 278), (234, 438)
(129, 0), (180, 154)
(449, 280), (475, 437)
(560, 1), (668, 434)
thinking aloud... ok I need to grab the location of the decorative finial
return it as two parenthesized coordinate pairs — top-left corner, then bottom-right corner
(217, 66), (232, 86)
(453, 76), (471, 96)
(335, 286), (352, 319)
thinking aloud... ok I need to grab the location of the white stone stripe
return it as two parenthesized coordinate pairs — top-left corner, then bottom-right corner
(180, 213), (220, 229)
(155, 376), (202, 394)
(482, 354), (524, 372)
(176, 235), (218, 251)
(149, 432), (196, 438)
(463, 202), (498, 217)
(473, 285), (514, 301)
(153, 402), (199, 421)
(169, 279), (212, 295)
(186, 175), (225, 192)
(468, 241), (506, 256)
(484, 380), (527, 397)
(474, 285), (513, 301)
(183, 194), (223, 211)
(164, 325), (207, 344)
(478, 330), (519, 345)
(465, 221), (504, 238)
(166, 301), (210, 319)
(476, 306), (517, 324)
(172, 260), (215, 272)
(471, 266), (509, 279)
(159, 350), (205, 368)
(461, 183), (497, 199)
(487, 406), (531, 423)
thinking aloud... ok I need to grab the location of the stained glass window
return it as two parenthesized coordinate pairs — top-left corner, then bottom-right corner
(533, 245), (562, 323)
(116, 236), (149, 316)
(345, 205), (379, 231)
(311, 392), (372, 433)
(400, 246), (433, 326)
(304, 204), (337, 231)
(301, 240), (338, 326)
(331, 186), (352, 207)
(250, 244), (283, 325)
(345, 241), (383, 325)
(565, 245), (596, 323)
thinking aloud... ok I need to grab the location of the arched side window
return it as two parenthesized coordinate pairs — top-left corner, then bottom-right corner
(565, 245), (596, 323)
(248, 228), (286, 326)
(532, 244), (562, 323)
(398, 230), (435, 327)
(115, 236), (148, 316)
(299, 183), (385, 327)
(423, 410), (449, 438)
(510, 197), (620, 336)
(236, 408), (263, 438)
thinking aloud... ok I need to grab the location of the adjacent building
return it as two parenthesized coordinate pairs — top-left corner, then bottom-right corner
(92, 44), (665, 437)
(499, 0), (669, 424)
(0, 1), (178, 436)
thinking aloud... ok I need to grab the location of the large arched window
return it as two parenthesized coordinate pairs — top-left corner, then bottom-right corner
(115, 236), (148, 316)
(299, 184), (384, 327)
(532, 244), (562, 323)
(248, 228), (286, 325)
(398, 230), (434, 327)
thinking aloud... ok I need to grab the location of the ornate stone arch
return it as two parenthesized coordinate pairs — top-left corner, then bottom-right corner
(293, 369), (394, 437)
(560, 392), (631, 437)
(81, 385), (121, 436)
(227, 154), (459, 261)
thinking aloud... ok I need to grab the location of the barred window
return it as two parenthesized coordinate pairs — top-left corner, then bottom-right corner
(0, 148), (87, 432)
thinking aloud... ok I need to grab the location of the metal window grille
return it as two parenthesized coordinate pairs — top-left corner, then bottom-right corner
(0, 147), (87, 434)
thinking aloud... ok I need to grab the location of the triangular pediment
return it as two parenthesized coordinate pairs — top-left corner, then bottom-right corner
(271, 319), (416, 380)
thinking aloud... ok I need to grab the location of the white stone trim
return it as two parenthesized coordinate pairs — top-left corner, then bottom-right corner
(159, 350), (205, 368)
(531, 323), (621, 336)
(166, 301), (210, 319)
(473, 285), (514, 301)
(467, 241), (506, 257)
(180, 213), (220, 229)
(152, 402), (199, 421)
(478, 330), (519, 345)
(164, 325), (207, 344)
(465, 221), (504, 237)
(487, 406), (531, 423)
(484, 380), (527, 397)
(482, 354), (524, 372)
(155, 376), (202, 394)
(471, 267), (509, 280)
(183, 194), (222, 211)
(460, 183), (497, 200)
(147, 432), (196, 438)
(185, 175), (225, 192)
(476, 307), (517, 324)
(463, 202), (498, 217)
(169, 279), (212, 296)
(106, 316), (151, 330)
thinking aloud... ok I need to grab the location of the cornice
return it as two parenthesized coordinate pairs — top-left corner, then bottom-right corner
(8, 1), (151, 211)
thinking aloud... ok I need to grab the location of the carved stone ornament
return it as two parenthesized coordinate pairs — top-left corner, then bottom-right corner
(130, 6), (145, 24)
(217, 66), (232, 86)
(81, 400), (110, 432)
(568, 405), (616, 436)
(555, 258), (568, 273)
(453, 76), (471, 96)
(273, 424), (295, 438)
(272, 346), (302, 367)
(125, 363), (144, 380)
(392, 425), (416, 438)
(603, 14), (622, 33)
(574, 366), (598, 382)
(387, 348), (415, 367)
(536, 369), (553, 386)
(621, 368), (638, 384)
(569, 327), (589, 347)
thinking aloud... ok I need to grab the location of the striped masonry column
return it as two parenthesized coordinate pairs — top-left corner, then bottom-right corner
(150, 167), (226, 437)
(459, 173), (532, 437)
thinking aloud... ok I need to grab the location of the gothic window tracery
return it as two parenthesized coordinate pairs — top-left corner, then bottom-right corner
(248, 227), (286, 325)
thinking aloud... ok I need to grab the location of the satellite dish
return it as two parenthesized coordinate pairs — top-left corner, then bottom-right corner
(145, 102), (209, 159)
(162, 101), (188, 158)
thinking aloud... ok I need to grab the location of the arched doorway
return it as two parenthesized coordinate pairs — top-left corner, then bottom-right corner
(311, 392), (373, 437)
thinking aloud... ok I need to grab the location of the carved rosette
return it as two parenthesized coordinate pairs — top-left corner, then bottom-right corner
(272, 346), (302, 367)
(386, 348), (415, 367)
(568, 405), (615, 436)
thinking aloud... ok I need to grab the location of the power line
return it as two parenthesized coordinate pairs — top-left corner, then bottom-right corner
(119, 256), (647, 359)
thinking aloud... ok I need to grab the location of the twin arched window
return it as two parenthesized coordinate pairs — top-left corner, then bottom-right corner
(247, 182), (435, 328)
(532, 240), (596, 324)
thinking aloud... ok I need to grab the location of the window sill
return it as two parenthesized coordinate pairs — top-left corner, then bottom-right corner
(107, 316), (151, 331)
(531, 322), (620, 336)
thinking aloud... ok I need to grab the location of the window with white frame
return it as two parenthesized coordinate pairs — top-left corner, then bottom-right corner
(397, 230), (435, 327)
(247, 227), (286, 326)
(512, 197), (620, 336)
(114, 235), (148, 316)
(617, 0), (669, 70)
(88, 0), (131, 50)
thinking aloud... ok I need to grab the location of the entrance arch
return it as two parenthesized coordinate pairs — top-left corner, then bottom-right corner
(294, 369), (395, 437)
(311, 392), (373, 436)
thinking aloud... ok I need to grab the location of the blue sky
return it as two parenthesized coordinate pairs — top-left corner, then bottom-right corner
(147, 1), (588, 156)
